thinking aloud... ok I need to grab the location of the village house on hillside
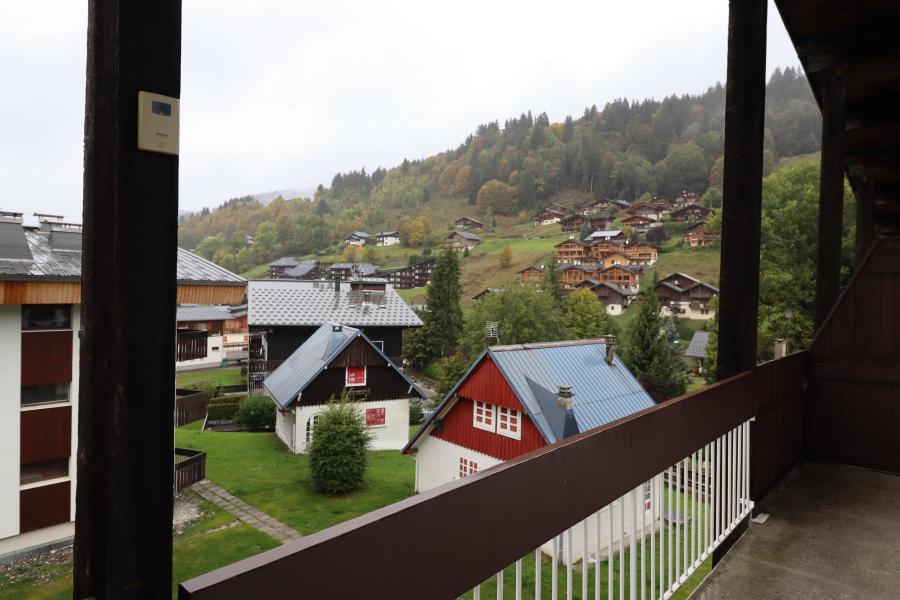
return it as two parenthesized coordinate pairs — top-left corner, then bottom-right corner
(517, 265), (545, 284)
(577, 280), (636, 314)
(0, 212), (246, 557)
(247, 277), (422, 391)
(281, 259), (320, 280)
(674, 190), (702, 207)
(404, 339), (655, 506)
(621, 214), (656, 231)
(533, 206), (566, 226)
(671, 204), (712, 222)
(344, 231), (370, 246)
(266, 323), (425, 454)
(684, 221), (720, 247)
(452, 216), (484, 230)
(554, 236), (657, 270)
(268, 256), (300, 278)
(329, 262), (377, 280)
(374, 231), (400, 247)
(626, 202), (663, 222)
(585, 229), (626, 243)
(654, 273), (719, 319)
(444, 230), (482, 251)
(556, 263), (640, 292)
(378, 256), (436, 289)
(560, 213), (614, 233)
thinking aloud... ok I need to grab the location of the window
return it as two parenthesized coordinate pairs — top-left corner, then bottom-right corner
(497, 406), (521, 440)
(22, 305), (71, 330)
(472, 400), (494, 432)
(345, 366), (366, 386)
(365, 407), (385, 427)
(458, 457), (478, 479)
(643, 481), (652, 509)
(305, 414), (320, 445)
(21, 383), (69, 406)
(20, 458), (69, 485)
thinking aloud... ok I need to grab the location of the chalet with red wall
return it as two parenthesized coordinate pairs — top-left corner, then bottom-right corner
(405, 339), (655, 492)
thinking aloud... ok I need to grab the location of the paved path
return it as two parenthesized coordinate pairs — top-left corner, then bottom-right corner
(192, 479), (302, 544)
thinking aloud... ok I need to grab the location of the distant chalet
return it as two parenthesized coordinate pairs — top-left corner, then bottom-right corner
(444, 231), (482, 251)
(453, 216), (484, 230)
(653, 273), (719, 320)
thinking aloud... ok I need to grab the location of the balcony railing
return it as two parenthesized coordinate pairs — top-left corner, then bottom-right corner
(177, 329), (208, 362)
(178, 352), (805, 600)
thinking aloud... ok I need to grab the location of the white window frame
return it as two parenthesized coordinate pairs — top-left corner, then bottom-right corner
(472, 400), (495, 432)
(496, 406), (522, 440)
(458, 457), (478, 479)
(345, 366), (367, 387)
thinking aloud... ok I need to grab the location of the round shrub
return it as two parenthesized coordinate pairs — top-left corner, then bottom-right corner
(309, 398), (372, 495)
(235, 396), (275, 431)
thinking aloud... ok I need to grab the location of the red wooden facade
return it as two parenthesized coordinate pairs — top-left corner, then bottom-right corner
(430, 356), (546, 460)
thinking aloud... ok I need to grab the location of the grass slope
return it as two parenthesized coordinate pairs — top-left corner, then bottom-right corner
(175, 366), (243, 388)
(175, 422), (415, 534)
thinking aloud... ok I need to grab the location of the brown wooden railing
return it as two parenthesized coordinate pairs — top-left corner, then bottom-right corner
(179, 354), (806, 600)
(174, 389), (208, 427)
(177, 329), (208, 362)
(174, 448), (206, 491)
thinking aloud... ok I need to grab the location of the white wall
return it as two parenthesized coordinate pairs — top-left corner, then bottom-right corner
(605, 303), (624, 316)
(176, 334), (226, 370)
(68, 305), (80, 524)
(0, 306), (21, 540)
(275, 408), (294, 452)
(413, 436), (502, 493)
(288, 398), (410, 454)
(661, 303), (715, 321)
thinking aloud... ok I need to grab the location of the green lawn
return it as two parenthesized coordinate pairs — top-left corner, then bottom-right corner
(240, 263), (270, 279)
(396, 286), (427, 305)
(175, 422), (415, 534)
(0, 499), (279, 600)
(175, 366), (243, 388)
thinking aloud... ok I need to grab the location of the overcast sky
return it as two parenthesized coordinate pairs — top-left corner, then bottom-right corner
(0, 1), (799, 223)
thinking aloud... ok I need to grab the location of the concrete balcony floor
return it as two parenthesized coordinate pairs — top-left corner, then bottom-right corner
(694, 462), (900, 599)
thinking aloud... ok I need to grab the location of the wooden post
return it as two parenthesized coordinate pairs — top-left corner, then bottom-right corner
(74, 2), (182, 598)
(717, 0), (767, 379)
(814, 70), (847, 329)
(855, 179), (875, 266)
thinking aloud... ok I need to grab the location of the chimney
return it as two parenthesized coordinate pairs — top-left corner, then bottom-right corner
(774, 339), (788, 359)
(556, 384), (574, 410)
(603, 335), (617, 365)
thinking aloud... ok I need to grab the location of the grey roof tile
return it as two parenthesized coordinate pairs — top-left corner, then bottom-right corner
(684, 330), (710, 358)
(248, 279), (423, 327)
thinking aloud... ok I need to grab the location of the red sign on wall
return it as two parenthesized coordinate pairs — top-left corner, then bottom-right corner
(366, 407), (385, 427)
(346, 366), (366, 386)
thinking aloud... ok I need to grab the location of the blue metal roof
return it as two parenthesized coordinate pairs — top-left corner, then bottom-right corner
(264, 322), (424, 409)
(405, 339), (655, 452)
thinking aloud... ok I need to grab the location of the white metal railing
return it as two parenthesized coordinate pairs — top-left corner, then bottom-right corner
(463, 419), (754, 600)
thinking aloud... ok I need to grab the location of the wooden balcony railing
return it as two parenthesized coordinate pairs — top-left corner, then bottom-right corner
(174, 448), (206, 492)
(178, 352), (806, 600)
(174, 389), (208, 427)
(177, 329), (208, 362)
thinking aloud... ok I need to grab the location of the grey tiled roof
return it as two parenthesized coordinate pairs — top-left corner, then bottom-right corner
(407, 340), (655, 451)
(248, 279), (423, 327)
(176, 305), (234, 322)
(176, 248), (246, 285)
(0, 225), (245, 285)
(448, 231), (482, 242)
(684, 330), (710, 358)
(264, 322), (424, 408)
(283, 260), (318, 278)
(269, 256), (300, 267)
(329, 262), (377, 276)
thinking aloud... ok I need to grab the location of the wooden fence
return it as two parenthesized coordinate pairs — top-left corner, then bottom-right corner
(175, 389), (208, 427)
(215, 384), (247, 396)
(174, 448), (206, 491)
(177, 329), (208, 362)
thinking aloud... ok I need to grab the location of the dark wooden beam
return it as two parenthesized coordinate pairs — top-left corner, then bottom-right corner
(815, 70), (847, 329)
(717, 0), (767, 379)
(74, 1), (182, 598)
(856, 179), (875, 264)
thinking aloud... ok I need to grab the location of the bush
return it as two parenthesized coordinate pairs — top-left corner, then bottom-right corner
(309, 396), (372, 495)
(409, 401), (424, 425)
(207, 399), (240, 421)
(235, 396), (275, 431)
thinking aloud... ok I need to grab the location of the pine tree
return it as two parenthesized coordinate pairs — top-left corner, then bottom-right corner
(625, 292), (687, 401)
(542, 260), (566, 309)
(423, 249), (464, 357)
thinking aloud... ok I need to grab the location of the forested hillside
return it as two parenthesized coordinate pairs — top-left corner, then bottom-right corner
(179, 67), (819, 273)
